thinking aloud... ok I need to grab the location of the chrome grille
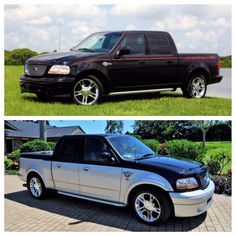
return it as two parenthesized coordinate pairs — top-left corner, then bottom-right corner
(25, 64), (48, 76)
(199, 171), (210, 188)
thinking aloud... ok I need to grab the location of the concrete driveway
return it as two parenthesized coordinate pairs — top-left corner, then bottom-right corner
(5, 174), (231, 232)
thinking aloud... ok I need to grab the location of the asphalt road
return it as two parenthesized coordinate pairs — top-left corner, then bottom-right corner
(176, 68), (231, 98)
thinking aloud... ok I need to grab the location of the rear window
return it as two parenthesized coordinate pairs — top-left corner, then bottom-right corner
(147, 33), (171, 55)
(58, 138), (81, 163)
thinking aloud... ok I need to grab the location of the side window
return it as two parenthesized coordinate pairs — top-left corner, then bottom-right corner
(58, 138), (81, 163)
(84, 137), (112, 163)
(120, 33), (145, 55)
(147, 33), (171, 55)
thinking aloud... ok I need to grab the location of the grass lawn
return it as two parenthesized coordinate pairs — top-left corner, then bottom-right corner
(203, 141), (231, 173)
(5, 65), (231, 116)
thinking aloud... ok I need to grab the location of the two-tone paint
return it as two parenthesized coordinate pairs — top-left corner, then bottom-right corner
(19, 134), (215, 218)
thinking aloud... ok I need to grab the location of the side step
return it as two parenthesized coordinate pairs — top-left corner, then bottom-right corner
(109, 88), (175, 96)
(58, 191), (126, 207)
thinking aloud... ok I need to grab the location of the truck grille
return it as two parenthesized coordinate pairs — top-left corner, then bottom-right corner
(199, 171), (210, 188)
(25, 64), (48, 77)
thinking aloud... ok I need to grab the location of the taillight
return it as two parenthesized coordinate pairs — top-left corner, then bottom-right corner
(216, 60), (221, 73)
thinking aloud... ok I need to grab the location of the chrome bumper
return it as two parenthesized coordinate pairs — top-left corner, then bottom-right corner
(169, 180), (215, 217)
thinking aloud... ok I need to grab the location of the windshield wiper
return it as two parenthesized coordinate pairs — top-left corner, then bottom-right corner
(78, 48), (95, 53)
(135, 153), (156, 160)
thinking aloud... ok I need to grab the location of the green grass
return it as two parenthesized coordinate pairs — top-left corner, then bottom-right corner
(5, 65), (231, 116)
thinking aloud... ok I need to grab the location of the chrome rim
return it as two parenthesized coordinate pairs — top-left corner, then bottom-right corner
(191, 76), (206, 98)
(135, 193), (161, 222)
(30, 177), (42, 197)
(73, 78), (99, 105)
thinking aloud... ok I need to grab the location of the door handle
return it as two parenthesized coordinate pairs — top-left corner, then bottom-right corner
(83, 167), (89, 171)
(56, 165), (61, 168)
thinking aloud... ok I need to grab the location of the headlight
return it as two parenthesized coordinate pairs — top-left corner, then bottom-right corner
(48, 65), (70, 75)
(176, 177), (198, 190)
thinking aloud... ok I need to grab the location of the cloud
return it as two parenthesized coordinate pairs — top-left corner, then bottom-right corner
(4, 4), (231, 56)
(111, 5), (163, 19)
(27, 16), (53, 25)
(125, 24), (136, 30)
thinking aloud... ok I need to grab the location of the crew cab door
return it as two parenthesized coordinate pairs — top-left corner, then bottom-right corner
(79, 137), (122, 202)
(145, 32), (179, 85)
(108, 32), (149, 89)
(51, 137), (82, 194)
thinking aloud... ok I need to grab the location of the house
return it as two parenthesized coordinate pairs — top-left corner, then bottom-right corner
(5, 120), (85, 154)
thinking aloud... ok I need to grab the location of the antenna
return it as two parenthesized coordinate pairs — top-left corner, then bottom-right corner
(59, 19), (62, 52)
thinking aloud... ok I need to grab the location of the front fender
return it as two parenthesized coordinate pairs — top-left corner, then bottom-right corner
(120, 168), (173, 204)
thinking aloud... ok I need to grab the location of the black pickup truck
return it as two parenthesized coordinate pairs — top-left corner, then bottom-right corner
(20, 31), (223, 105)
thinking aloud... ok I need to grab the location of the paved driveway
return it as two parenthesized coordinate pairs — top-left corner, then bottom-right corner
(5, 174), (231, 232)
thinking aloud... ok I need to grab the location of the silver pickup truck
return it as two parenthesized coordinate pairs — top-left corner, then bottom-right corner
(19, 134), (215, 225)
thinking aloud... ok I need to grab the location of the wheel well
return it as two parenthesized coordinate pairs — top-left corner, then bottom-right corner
(187, 68), (210, 84)
(127, 184), (173, 207)
(76, 70), (110, 94)
(27, 171), (44, 186)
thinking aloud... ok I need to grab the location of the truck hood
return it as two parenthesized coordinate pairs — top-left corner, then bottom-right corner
(26, 51), (108, 64)
(135, 156), (206, 176)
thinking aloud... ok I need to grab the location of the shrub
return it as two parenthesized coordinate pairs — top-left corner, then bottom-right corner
(141, 139), (159, 152)
(158, 143), (168, 155)
(207, 152), (231, 175)
(20, 140), (53, 152)
(7, 149), (21, 162)
(4, 159), (14, 170)
(166, 139), (205, 161)
(207, 159), (221, 175)
(47, 142), (56, 150)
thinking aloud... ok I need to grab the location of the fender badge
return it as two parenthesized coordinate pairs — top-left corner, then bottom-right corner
(102, 61), (112, 67)
(122, 171), (133, 180)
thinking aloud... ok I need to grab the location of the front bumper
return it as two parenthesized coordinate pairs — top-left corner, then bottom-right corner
(169, 180), (215, 217)
(20, 75), (76, 96)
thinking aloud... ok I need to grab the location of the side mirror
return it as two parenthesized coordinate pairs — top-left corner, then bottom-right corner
(116, 47), (130, 57)
(99, 152), (114, 163)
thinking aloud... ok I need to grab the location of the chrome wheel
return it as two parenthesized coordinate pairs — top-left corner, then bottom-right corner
(191, 76), (206, 98)
(73, 78), (99, 105)
(135, 193), (161, 223)
(30, 177), (42, 197)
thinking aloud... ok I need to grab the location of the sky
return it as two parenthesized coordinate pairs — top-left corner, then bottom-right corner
(5, 4), (231, 56)
(49, 120), (135, 134)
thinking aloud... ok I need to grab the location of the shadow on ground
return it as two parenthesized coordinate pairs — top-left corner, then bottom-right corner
(5, 190), (207, 231)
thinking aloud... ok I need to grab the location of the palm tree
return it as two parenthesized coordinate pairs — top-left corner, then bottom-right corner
(39, 121), (47, 141)
(105, 120), (124, 134)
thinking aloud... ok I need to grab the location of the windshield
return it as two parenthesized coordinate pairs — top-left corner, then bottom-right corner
(107, 135), (156, 160)
(72, 32), (123, 52)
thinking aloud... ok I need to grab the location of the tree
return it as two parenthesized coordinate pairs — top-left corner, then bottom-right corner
(133, 120), (192, 141)
(5, 48), (38, 65)
(105, 121), (124, 134)
(191, 121), (218, 147)
(39, 121), (47, 141)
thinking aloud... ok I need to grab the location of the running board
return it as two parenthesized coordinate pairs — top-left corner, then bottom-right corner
(109, 88), (175, 96)
(57, 191), (126, 207)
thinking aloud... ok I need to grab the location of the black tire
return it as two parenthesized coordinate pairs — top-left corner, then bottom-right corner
(27, 174), (47, 199)
(131, 188), (172, 225)
(72, 75), (104, 105)
(182, 73), (207, 98)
